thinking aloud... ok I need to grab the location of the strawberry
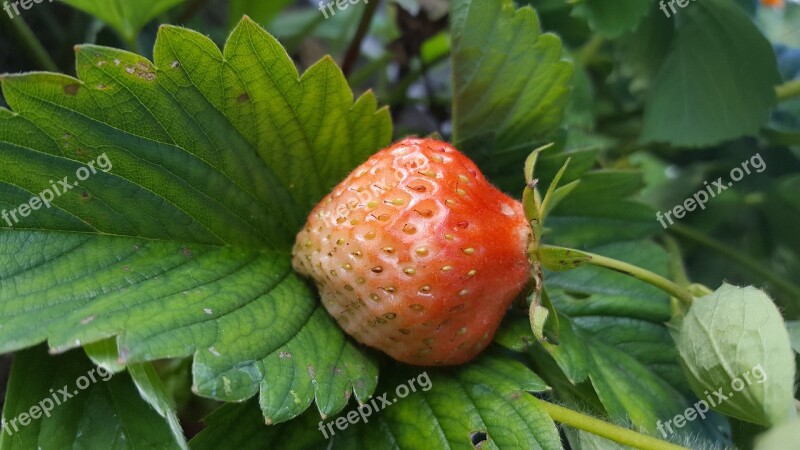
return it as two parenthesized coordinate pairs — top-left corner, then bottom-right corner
(292, 138), (531, 365)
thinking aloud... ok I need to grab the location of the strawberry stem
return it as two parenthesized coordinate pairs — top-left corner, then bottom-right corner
(537, 400), (689, 450)
(538, 245), (694, 305)
(583, 251), (694, 305)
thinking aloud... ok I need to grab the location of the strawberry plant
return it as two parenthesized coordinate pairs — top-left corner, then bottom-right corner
(0, 1), (798, 449)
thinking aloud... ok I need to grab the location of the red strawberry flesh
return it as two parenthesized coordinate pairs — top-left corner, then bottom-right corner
(292, 138), (531, 365)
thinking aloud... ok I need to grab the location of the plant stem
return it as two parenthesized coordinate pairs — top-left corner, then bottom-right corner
(341, 0), (380, 78)
(660, 236), (691, 288)
(582, 250), (694, 305)
(2, 15), (58, 72)
(776, 79), (800, 102)
(576, 34), (605, 66)
(538, 400), (689, 450)
(669, 223), (800, 299)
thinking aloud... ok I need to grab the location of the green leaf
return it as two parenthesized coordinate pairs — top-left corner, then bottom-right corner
(522, 143), (553, 240)
(0, 17), (389, 424)
(191, 353), (561, 450)
(538, 156), (573, 223)
(618, 5), (674, 92)
(640, 0), (781, 147)
(61, 0), (185, 44)
(535, 147), (598, 188)
(190, 399), (326, 450)
(581, 334), (699, 438)
(530, 304), (550, 343)
(450, 0), (573, 188)
(84, 338), (127, 373)
(128, 362), (187, 449)
(84, 340), (186, 444)
(0, 346), (179, 449)
(538, 312), (589, 385)
(542, 180), (580, 221)
(571, 0), (651, 38)
(546, 171), (658, 247)
(523, 143), (658, 248)
(670, 284), (797, 427)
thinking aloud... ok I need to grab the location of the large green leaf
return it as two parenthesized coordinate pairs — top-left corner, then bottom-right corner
(531, 147), (659, 247)
(0, 17), (390, 423)
(640, 0), (781, 147)
(0, 346), (179, 449)
(190, 353), (561, 450)
(618, 5), (674, 93)
(450, 0), (573, 188)
(60, 0), (185, 44)
(546, 170), (658, 247)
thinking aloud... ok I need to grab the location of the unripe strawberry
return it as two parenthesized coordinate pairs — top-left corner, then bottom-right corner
(292, 138), (531, 365)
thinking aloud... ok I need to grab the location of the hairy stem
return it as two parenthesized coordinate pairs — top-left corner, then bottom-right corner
(539, 400), (689, 450)
(583, 251), (694, 305)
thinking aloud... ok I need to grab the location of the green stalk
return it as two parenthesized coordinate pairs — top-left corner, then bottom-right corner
(776, 79), (800, 102)
(576, 34), (605, 66)
(581, 250), (693, 305)
(669, 223), (800, 299)
(539, 400), (689, 450)
(2, 14), (58, 72)
(660, 235), (691, 288)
